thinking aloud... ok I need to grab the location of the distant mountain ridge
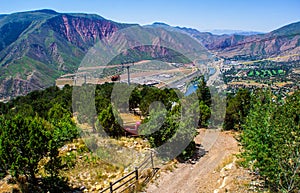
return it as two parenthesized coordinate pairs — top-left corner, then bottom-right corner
(207, 29), (264, 36)
(0, 10), (299, 100)
(177, 21), (300, 61)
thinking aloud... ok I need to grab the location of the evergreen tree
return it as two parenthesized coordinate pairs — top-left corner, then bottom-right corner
(195, 76), (212, 128)
(240, 91), (300, 192)
(224, 89), (251, 130)
(97, 104), (124, 137)
(0, 115), (50, 182)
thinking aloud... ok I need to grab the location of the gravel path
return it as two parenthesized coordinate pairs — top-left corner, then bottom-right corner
(146, 130), (239, 193)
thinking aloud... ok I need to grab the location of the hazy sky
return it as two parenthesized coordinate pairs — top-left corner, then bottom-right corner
(1, 0), (299, 32)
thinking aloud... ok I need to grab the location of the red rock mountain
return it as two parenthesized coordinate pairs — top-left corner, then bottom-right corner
(0, 10), (299, 100)
(179, 21), (300, 61)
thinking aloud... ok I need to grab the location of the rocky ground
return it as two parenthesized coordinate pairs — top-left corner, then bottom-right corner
(145, 130), (263, 193)
(0, 130), (265, 193)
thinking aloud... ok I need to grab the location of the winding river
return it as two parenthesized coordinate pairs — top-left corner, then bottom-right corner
(184, 67), (216, 96)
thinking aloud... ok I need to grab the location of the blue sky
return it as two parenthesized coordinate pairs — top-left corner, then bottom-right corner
(1, 0), (299, 32)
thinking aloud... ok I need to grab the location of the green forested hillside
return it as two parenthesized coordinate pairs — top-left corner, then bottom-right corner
(240, 90), (300, 192)
(0, 10), (130, 99)
(1, 9), (299, 100)
(1, 80), (300, 192)
(0, 81), (213, 192)
(223, 89), (300, 192)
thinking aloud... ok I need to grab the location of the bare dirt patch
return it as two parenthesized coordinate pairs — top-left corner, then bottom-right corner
(146, 130), (255, 193)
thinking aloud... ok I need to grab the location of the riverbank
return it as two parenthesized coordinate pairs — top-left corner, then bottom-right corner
(184, 67), (216, 96)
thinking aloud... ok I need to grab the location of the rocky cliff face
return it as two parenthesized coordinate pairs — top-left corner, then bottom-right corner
(209, 32), (300, 60)
(180, 22), (300, 61)
(46, 14), (120, 49)
(0, 10), (130, 100)
(0, 10), (210, 100)
(0, 10), (299, 100)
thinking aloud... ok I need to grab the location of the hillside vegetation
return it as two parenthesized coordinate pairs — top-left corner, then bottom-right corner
(1, 10), (300, 100)
(0, 80), (212, 192)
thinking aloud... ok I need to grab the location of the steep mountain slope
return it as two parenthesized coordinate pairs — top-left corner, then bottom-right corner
(0, 10), (214, 100)
(0, 10), (132, 99)
(0, 10), (299, 100)
(179, 22), (300, 61)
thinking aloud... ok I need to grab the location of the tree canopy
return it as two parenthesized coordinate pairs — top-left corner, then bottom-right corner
(240, 90), (300, 192)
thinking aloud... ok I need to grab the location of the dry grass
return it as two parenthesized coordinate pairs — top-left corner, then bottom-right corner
(60, 136), (152, 191)
(212, 155), (271, 193)
(273, 81), (294, 87)
(162, 162), (177, 173)
(0, 179), (19, 193)
(0, 135), (152, 193)
(60, 151), (125, 191)
(215, 154), (236, 172)
(228, 81), (268, 87)
(55, 78), (74, 86)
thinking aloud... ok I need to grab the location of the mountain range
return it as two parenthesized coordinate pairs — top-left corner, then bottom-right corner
(205, 29), (263, 36)
(0, 9), (299, 100)
(178, 23), (300, 61)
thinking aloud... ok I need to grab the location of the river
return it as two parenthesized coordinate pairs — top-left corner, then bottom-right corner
(184, 67), (216, 96)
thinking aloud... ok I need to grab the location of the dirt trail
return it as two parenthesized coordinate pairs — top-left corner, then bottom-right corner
(146, 130), (239, 193)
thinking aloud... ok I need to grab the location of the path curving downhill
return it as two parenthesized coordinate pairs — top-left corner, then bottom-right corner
(146, 130), (239, 193)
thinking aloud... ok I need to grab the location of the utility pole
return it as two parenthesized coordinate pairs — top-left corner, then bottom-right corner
(120, 61), (134, 85)
(127, 65), (130, 85)
(122, 61), (133, 85)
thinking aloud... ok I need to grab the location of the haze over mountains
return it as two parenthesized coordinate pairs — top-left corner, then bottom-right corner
(206, 29), (264, 36)
(178, 23), (300, 60)
(0, 9), (299, 99)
